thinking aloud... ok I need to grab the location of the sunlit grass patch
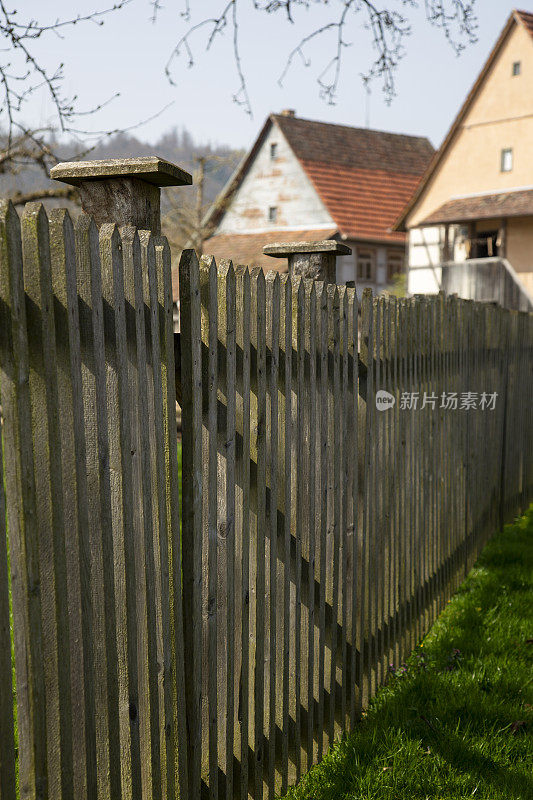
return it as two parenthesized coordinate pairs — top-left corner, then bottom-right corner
(283, 507), (533, 800)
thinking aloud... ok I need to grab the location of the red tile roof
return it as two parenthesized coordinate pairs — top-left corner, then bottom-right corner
(201, 228), (338, 272)
(302, 161), (424, 243)
(421, 188), (533, 225)
(272, 114), (433, 243)
(273, 114), (434, 175)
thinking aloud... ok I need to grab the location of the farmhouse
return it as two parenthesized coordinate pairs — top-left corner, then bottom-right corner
(203, 111), (434, 292)
(395, 9), (533, 302)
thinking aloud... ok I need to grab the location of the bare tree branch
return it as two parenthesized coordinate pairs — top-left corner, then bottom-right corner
(10, 186), (77, 206)
(171, 0), (478, 111)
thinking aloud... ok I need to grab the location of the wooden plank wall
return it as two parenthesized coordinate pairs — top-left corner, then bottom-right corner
(179, 250), (533, 800)
(0, 202), (189, 800)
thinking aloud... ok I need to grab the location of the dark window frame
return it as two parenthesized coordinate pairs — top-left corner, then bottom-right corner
(356, 249), (375, 281)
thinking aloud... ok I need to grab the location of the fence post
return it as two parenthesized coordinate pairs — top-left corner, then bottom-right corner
(263, 240), (352, 283)
(51, 156), (192, 233)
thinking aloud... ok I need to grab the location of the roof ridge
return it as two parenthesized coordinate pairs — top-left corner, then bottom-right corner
(272, 113), (431, 142)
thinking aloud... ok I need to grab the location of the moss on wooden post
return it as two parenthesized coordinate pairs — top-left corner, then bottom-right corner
(263, 239), (352, 283)
(51, 156), (192, 234)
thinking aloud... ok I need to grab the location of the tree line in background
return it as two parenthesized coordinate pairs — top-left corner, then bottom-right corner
(0, 125), (242, 253)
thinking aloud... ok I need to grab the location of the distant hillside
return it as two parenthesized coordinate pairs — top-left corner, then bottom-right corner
(0, 126), (243, 210)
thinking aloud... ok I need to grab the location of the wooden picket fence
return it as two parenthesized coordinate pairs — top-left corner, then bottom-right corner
(0, 204), (532, 800)
(178, 250), (533, 800)
(0, 202), (188, 800)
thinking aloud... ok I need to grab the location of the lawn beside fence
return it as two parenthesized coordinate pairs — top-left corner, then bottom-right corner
(283, 507), (533, 800)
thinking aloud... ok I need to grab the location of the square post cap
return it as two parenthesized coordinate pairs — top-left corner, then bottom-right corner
(262, 240), (352, 258)
(51, 156), (192, 233)
(263, 239), (352, 283)
(50, 156), (192, 188)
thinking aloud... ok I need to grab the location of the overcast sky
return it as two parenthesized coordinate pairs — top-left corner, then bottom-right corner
(22, 1), (524, 151)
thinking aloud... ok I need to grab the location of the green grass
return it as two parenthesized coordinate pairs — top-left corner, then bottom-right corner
(283, 508), (533, 800)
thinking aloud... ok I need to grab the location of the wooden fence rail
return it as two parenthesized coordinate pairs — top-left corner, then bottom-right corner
(0, 206), (532, 800)
(179, 250), (533, 800)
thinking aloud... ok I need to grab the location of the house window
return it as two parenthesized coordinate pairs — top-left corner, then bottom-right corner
(512, 61), (521, 76)
(501, 148), (513, 172)
(357, 250), (374, 281)
(268, 206), (278, 223)
(386, 252), (403, 283)
(270, 143), (278, 160)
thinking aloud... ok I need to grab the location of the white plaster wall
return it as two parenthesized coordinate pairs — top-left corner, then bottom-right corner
(408, 227), (444, 268)
(336, 252), (356, 284)
(217, 121), (335, 234)
(407, 265), (442, 294)
(376, 247), (387, 285)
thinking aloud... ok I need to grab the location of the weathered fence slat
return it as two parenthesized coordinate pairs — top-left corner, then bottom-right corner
(280, 273), (292, 793)
(50, 209), (95, 800)
(180, 249), (203, 799)
(306, 280), (317, 768)
(22, 203), (74, 800)
(266, 270), (279, 798)
(317, 280), (328, 762)
(253, 268), (267, 800)
(349, 289), (360, 726)
(236, 265), (251, 800)
(0, 413), (16, 800)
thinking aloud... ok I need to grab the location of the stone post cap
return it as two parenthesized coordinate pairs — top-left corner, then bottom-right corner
(263, 239), (352, 258)
(51, 156), (192, 187)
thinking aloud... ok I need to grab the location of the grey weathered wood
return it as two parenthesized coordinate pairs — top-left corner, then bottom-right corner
(294, 277), (304, 778)
(224, 261), (237, 800)
(254, 269), (267, 800)
(155, 235), (189, 799)
(49, 209), (97, 800)
(316, 280), (328, 760)
(280, 273), (292, 793)
(99, 224), (140, 800)
(0, 408), (16, 800)
(120, 227), (161, 800)
(179, 248), (204, 798)
(21, 203), (73, 800)
(350, 289), (360, 726)
(73, 214), (106, 800)
(306, 280), (317, 765)
(237, 266), (251, 800)
(369, 296), (379, 694)
(201, 257), (218, 799)
(389, 297), (399, 668)
(78, 214), (123, 800)
(359, 289), (373, 707)
(266, 270), (280, 798)
(328, 285), (341, 744)
(340, 287), (349, 731)
(146, 232), (176, 800)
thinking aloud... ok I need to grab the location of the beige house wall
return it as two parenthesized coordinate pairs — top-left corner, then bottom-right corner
(506, 216), (533, 294)
(407, 22), (533, 229)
